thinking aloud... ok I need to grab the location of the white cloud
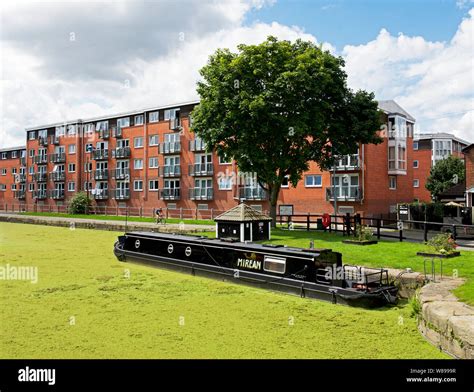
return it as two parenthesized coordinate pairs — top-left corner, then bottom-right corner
(342, 9), (474, 141)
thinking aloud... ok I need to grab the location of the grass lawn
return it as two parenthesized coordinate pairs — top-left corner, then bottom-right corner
(19, 212), (214, 226)
(0, 222), (448, 359)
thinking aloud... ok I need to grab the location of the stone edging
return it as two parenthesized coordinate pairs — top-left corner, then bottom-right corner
(417, 279), (474, 359)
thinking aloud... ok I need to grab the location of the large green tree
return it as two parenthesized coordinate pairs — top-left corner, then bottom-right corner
(191, 36), (383, 224)
(426, 155), (465, 201)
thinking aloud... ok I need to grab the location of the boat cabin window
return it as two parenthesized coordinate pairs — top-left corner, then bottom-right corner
(263, 256), (286, 274)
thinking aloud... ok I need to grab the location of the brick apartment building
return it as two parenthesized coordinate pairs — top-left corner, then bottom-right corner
(0, 146), (27, 204)
(412, 133), (469, 202)
(463, 144), (474, 208)
(2, 99), (466, 218)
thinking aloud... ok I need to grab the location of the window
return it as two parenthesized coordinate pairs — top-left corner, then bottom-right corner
(149, 135), (159, 146)
(398, 145), (406, 170)
(56, 126), (65, 136)
(134, 137), (144, 148)
(117, 117), (130, 130)
(68, 163), (76, 173)
(134, 115), (144, 126)
(84, 182), (92, 191)
(29, 149), (34, 158)
(1, 153), (6, 159)
(133, 180), (143, 191)
(305, 175), (322, 187)
(67, 125), (76, 135)
(0, 184), (6, 191)
(218, 175), (233, 190)
(68, 182), (75, 192)
(413, 179), (419, 188)
(28, 131), (36, 140)
(219, 155), (232, 165)
(164, 108), (179, 121)
(29, 166), (34, 175)
(29, 183), (35, 191)
(149, 111), (159, 123)
(85, 143), (93, 153)
(332, 175), (359, 199)
(389, 176), (397, 190)
(149, 180), (159, 191)
(149, 157), (159, 168)
(263, 256), (286, 274)
(388, 146), (396, 170)
(96, 121), (108, 131)
(281, 175), (289, 188)
(12, 151), (17, 159)
(84, 123), (95, 134)
(84, 162), (92, 172)
(413, 160), (419, 168)
(134, 159), (143, 170)
(1, 168), (6, 175)
(68, 144), (76, 154)
(11, 184), (17, 191)
(413, 141), (418, 150)
(12, 168), (17, 174)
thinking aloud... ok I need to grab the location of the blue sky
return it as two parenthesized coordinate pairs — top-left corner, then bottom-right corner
(246, 0), (470, 49)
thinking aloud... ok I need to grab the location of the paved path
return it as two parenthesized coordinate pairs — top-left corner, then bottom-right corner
(0, 213), (214, 233)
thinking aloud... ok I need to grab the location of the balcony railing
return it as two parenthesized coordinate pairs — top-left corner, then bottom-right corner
(113, 168), (130, 180)
(50, 189), (65, 199)
(189, 188), (213, 200)
(93, 189), (109, 200)
(33, 190), (47, 199)
(99, 129), (110, 139)
(334, 155), (360, 171)
(161, 188), (181, 200)
(189, 163), (213, 176)
(94, 169), (109, 180)
(33, 155), (48, 164)
(14, 190), (26, 199)
(160, 142), (181, 154)
(238, 186), (267, 200)
(114, 189), (130, 200)
(93, 149), (109, 160)
(189, 139), (207, 152)
(50, 153), (66, 163)
(49, 171), (65, 182)
(159, 165), (181, 177)
(325, 187), (363, 202)
(38, 136), (48, 146)
(33, 172), (47, 182)
(50, 135), (60, 145)
(170, 117), (182, 131)
(114, 147), (131, 159)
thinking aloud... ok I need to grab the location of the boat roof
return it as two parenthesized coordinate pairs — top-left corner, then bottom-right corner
(214, 203), (272, 222)
(125, 231), (330, 258)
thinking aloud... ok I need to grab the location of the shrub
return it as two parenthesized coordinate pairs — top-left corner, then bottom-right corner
(356, 225), (374, 242)
(409, 292), (421, 319)
(68, 191), (92, 214)
(426, 233), (457, 254)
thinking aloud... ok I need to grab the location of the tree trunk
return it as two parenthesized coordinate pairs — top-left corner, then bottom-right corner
(269, 183), (280, 228)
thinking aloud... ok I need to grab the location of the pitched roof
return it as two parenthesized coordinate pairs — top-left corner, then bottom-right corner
(438, 181), (466, 198)
(415, 132), (470, 145)
(0, 146), (26, 153)
(214, 203), (272, 222)
(377, 100), (416, 122)
(462, 143), (474, 153)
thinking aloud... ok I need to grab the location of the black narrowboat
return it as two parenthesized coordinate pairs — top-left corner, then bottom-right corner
(113, 232), (398, 307)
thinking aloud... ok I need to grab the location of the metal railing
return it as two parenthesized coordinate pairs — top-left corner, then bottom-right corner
(114, 189), (130, 200)
(161, 188), (181, 200)
(33, 172), (47, 182)
(189, 163), (213, 176)
(50, 189), (65, 199)
(49, 171), (65, 181)
(94, 169), (109, 180)
(189, 139), (207, 152)
(93, 189), (109, 200)
(159, 166), (181, 177)
(93, 149), (109, 160)
(114, 147), (131, 158)
(238, 186), (267, 200)
(33, 155), (48, 164)
(112, 168), (130, 180)
(189, 188), (213, 200)
(325, 187), (363, 202)
(160, 142), (181, 154)
(50, 153), (66, 163)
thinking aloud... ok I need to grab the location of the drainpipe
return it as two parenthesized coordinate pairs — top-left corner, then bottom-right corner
(360, 144), (365, 206)
(143, 111), (148, 206)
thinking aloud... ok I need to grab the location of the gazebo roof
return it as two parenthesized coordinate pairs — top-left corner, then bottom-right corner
(214, 203), (272, 222)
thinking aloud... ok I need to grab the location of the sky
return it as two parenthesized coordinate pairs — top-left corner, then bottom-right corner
(0, 0), (473, 148)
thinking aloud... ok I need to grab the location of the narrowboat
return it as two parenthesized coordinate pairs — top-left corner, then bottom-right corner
(113, 232), (398, 307)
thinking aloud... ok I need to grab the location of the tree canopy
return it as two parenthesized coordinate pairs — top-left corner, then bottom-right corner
(426, 155), (465, 201)
(191, 36), (383, 223)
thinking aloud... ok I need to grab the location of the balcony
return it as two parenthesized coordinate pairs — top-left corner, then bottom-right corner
(94, 169), (109, 180)
(99, 129), (110, 139)
(49, 171), (65, 182)
(114, 189), (130, 200)
(14, 190), (26, 199)
(189, 188), (213, 200)
(113, 168), (130, 180)
(114, 147), (131, 159)
(334, 155), (360, 171)
(160, 142), (181, 154)
(33, 190), (47, 199)
(161, 188), (181, 200)
(50, 135), (60, 145)
(325, 187), (363, 202)
(238, 186), (267, 200)
(50, 189), (65, 199)
(15, 174), (26, 183)
(189, 139), (207, 152)
(38, 136), (48, 147)
(93, 189), (109, 200)
(93, 149), (109, 160)
(50, 153), (66, 163)
(189, 163), (213, 176)
(33, 172), (47, 182)
(170, 117), (182, 131)
(33, 155), (48, 164)
(159, 165), (181, 177)
(112, 126), (122, 138)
